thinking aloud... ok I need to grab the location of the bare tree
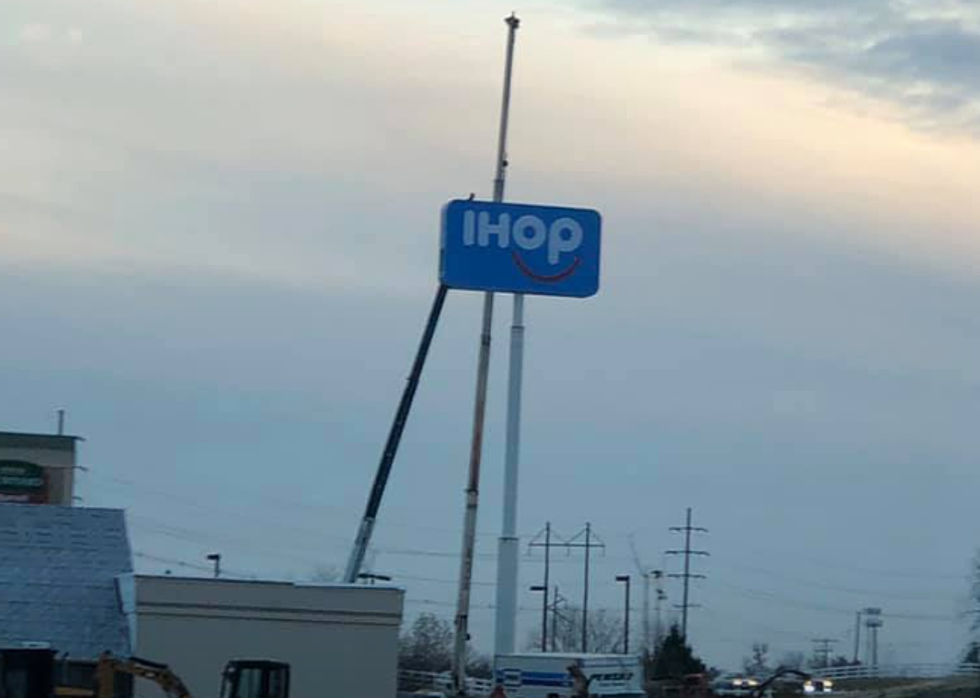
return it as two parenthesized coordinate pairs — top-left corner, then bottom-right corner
(525, 607), (624, 654)
(971, 551), (980, 631)
(308, 565), (340, 582)
(398, 613), (490, 677)
(779, 651), (805, 671)
(743, 642), (770, 676)
(400, 613), (454, 673)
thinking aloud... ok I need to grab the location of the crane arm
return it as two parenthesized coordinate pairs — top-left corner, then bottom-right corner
(96, 654), (194, 698)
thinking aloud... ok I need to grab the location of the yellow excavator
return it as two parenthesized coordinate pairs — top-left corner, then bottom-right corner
(0, 649), (289, 698)
(94, 654), (289, 698)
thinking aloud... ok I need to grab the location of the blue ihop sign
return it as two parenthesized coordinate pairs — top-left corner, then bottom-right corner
(440, 199), (601, 298)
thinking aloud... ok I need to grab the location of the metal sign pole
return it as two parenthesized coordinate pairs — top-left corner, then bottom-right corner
(494, 287), (524, 653)
(453, 14), (519, 697)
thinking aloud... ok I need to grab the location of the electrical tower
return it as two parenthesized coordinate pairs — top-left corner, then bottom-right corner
(666, 507), (709, 639)
(811, 638), (839, 668)
(549, 587), (570, 652)
(567, 523), (606, 652)
(528, 523), (568, 653)
(628, 534), (661, 654)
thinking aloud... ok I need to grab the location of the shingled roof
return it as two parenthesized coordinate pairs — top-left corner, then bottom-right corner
(0, 504), (132, 658)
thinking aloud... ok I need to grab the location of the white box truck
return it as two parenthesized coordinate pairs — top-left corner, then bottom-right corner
(494, 653), (645, 698)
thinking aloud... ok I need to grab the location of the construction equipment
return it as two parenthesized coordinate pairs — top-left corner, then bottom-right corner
(0, 647), (55, 698)
(219, 660), (290, 698)
(95, 654), (290, 698)
(95, 655), (193, 698)
(0, 648), (290, 698)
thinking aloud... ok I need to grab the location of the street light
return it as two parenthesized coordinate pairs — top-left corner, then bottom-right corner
(206, 553), (221, 579)
(530, 585), (547, 651)
(357, 573), (392, 585)
(616, 575), (631, 654)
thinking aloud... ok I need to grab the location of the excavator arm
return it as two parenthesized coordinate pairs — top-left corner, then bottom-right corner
(96, 654), (194, 698)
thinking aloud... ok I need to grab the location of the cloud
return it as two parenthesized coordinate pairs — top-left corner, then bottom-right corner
(11, 21), (85, 66)
(589, 0), (980, 133)
(0, 0), (507, 296)
(19, 23), (53, 43)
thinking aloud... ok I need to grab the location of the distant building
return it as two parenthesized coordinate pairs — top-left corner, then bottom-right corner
(0, 431), (81, 506)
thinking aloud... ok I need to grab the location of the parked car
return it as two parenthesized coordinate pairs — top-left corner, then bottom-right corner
(711, 674), (761, 696)
(803, 678), (834, 694)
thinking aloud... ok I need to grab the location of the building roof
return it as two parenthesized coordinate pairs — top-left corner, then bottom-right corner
(0, 504), (132, 658)
(0, 432), (81, 450)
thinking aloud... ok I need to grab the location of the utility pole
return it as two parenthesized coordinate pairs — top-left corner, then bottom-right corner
(853, 610), (862, 663)
(453, 15), (519, 697)
(530, 585), (548, 651)
(642, 572), (651, 653)
(666, 508), (709, 640)
(206, 553), (221, 579)
(567, 523), (606, 652)
(811, 638), (838, 669)
(616, 575), (631, 654)
(653, 570), (666, 648)
(529, 523), (567, 654)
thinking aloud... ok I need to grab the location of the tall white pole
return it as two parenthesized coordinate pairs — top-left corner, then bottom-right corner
(453, 14), (519, 696)
(495, 290), (524, 654)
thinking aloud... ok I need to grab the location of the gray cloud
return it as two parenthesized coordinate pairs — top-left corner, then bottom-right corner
(590, 0), (980, 133)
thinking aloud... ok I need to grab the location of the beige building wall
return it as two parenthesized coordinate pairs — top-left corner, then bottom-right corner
(120, 575), (404, 698)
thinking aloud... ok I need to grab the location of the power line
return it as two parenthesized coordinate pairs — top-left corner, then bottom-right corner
(127, 511), (970, 627)
(89, 470), (975, 584)
(93, 471), (520, 541)
(667, 507), (709, 640)
(711, 580), (960, 621)
(134, 551), (257, 579)
(710, 547), (968, 582)
(714, 555), (962, 599)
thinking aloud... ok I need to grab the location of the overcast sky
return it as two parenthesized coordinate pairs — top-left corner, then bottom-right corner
(2, 0), (980, 670)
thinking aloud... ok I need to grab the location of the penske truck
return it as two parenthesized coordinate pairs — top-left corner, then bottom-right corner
(494, 653), (645, 698)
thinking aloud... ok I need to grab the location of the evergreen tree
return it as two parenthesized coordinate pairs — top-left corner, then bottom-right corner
(648, 624), (707, 679)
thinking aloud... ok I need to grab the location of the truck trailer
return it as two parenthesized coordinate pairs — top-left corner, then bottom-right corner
(494, 653), (645, 698)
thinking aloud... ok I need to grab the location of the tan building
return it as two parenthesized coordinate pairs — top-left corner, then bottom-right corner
(119, 575), (405, 698)
(0, 431), (79, 506)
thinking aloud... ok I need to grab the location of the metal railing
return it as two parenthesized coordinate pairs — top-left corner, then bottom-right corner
(398, 669), (494, 695)
(817, 663), (980, 680)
